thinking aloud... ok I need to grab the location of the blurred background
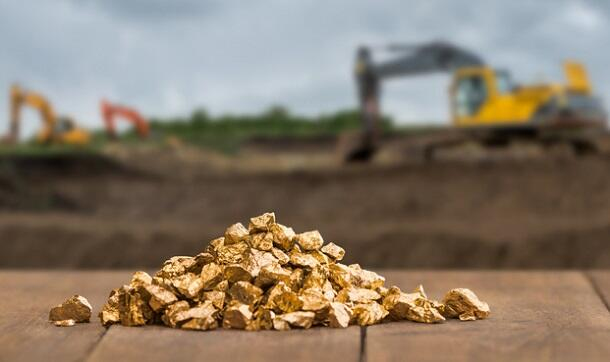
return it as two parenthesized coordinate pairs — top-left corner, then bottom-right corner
(1, 0), (609, 269)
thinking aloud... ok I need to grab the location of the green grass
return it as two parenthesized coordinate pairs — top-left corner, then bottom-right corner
(144, 106), (394, 153)
(0, 142), (100, 156)
(2, 106), (448, 156)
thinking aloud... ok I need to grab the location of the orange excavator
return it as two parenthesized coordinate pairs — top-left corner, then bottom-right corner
(100, 99), (150, 140)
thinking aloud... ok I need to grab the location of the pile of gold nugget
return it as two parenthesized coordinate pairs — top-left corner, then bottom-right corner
(94, 212), (489, 331)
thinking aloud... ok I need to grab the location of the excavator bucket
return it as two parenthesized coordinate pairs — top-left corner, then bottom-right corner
(337, 130), (376, 162)
(564, 61), (592, 94)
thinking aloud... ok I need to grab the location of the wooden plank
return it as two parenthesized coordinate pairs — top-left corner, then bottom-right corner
(87, 324), (361, 362)
(3, 271), (609, 361)
(366, 271), (610, 362)
(0, 271), (132, 362)
(589, 270), (610, 309)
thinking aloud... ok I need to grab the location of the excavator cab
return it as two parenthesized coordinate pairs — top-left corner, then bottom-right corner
(449, 63), (606, 130)
(35, 116), (90, 146)
(451, 69), (490, 120)
(449, 67), (507, 126)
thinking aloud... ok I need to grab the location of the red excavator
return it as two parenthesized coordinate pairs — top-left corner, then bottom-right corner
(100, 99), (150, 139)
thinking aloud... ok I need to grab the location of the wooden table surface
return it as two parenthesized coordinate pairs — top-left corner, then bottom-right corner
(1, 270), (609, 362)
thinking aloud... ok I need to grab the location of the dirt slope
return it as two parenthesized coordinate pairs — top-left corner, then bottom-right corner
(2, 146), (610, 269)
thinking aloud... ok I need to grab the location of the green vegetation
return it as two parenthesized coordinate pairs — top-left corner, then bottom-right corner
(2, 106), (448, 155)
(145, 106), (394, 153)
(0, 143), (99, 156)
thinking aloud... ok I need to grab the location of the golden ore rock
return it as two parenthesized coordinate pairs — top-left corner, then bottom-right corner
(271, 247), (290, 265)
(99, 289), (121, 326)
(163, 300), (190, 327)
(347, 264), (385, 289)
(382, 286), (445, 324)
(255, 263), (292, 288)
(270, 223), (296, 251)
(94, 212), (490, 332)
(145, 284), (178, 312)
(200, 262), (224, 290)
(228, 281), (263, 305)
(249, 232), (275, 251)
(352, 302), (388, 326)
(53, 319), (76, 327)
(224, 264), (254, 283)
(302, 267), (327, 290)
(157, 256), (196, 279)
(274, 290), (304, 313)
(294, 230), (324, 251)
(320, 242), (345, 261)
(49, 295), (92, 326)
(249, 212), (276, 233)
(274, 311), (316, 330)
(289, 250), (320, 269)
(336, 287), (381, 304)
(131, 271), (153, 286)
(224, 222), (249, 245)
(328, 302), (352, 328)
(442, 288), (490, 321)
(328, 263), (353, 289)
(264, 281), (292, 310)
(178, 301), (219, 331)
(299, 288), (330, 312)
(203, 290), (226, 310)
(216, 241), (249, 265)
(171, 272), (204, 300)
(247, 307), (275, 331)
(222, 301), (253, 329)
(118, 285), (154, 326)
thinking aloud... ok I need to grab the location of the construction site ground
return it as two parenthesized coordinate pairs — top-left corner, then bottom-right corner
(2, 135), (610, 269)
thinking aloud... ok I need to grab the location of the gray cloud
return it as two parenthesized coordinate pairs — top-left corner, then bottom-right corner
(0, 0), (608, 136)
(73, 0), (219, 21)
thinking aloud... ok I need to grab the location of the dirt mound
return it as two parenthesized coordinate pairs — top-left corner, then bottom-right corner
(0, 153), (135, 179)
(0, 153), (142, 212)
(2, 145), (610, 269)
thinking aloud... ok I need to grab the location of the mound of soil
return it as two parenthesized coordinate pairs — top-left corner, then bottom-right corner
(2, 146), (610, 269)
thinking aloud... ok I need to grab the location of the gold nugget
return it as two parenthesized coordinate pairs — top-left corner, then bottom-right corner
(442, 288), (490, 321)
(49, 295), (92, 326)
(96, 212), (490, 332)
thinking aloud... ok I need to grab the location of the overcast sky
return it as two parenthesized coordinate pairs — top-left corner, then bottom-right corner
(0, 0), (608, 135)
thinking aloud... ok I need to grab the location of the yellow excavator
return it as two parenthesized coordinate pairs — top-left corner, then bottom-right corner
(7, 84), (90, 146)
(345, 41), (607, 161)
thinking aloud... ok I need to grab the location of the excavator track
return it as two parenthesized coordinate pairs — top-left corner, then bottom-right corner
(382, 125), (610, 163)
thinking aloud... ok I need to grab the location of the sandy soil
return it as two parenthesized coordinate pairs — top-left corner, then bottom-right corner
(3, 139), (610, 269)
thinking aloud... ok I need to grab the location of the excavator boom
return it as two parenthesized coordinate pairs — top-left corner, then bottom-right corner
(9, 85), (57, 142)
(100, 99), (150, 139)
(7, 84), (90, 146)
(347, 41), (485, 161)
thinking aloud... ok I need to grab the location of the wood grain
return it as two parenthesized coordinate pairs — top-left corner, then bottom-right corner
(87, 324), (361, 362)
(0, 271), (131, 362)
(366, 271), (610, 362)
(2, 271), (610, 362)
(589, 270), (610, 309)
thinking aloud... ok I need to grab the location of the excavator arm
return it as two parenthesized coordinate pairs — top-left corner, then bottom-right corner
(9, 84), (58, 143)
(7, 84), (90, 145)
(348, 41), (484, 161)
(100, 99), (150, 139)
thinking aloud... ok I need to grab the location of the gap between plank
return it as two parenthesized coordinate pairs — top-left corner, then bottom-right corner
(84, 325), (112, 361)
(585, 272), (610, 313)
(359, 326), (367, 362)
